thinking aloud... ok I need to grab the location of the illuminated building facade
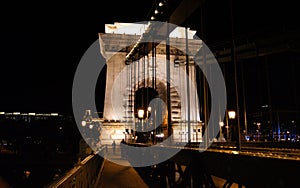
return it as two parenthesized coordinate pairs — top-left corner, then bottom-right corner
(97, 22), (203, 145)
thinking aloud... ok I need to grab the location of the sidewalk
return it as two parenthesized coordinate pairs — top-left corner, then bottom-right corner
(95, 146), (148, 188)
(95, 146), (243, 188)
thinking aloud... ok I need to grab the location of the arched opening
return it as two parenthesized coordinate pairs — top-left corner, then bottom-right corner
(134, 87), (159, 119)
(133, 78), (181, 143)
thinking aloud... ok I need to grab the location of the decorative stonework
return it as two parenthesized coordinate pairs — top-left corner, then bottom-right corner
(97, 23), (203, 144)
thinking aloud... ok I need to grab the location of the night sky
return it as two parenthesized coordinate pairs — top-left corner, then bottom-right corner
(0, 0), (299, 115)
(0, 1), (154, 114)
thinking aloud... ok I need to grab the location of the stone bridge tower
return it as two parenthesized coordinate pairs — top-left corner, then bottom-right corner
(98, 22), (202, 145)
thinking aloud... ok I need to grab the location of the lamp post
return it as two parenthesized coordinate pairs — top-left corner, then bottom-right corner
(228, 110), (241, 151)
(219, 121), (224, 142)
(257, 122), (261, 142)
(81, 110), (93, 138)
(225, 112), (229, 142)
(138, 109), (145, 119)
(147, 106), (156, 144)
(228, 110), (236, 143)
(138, 108), (145, 132)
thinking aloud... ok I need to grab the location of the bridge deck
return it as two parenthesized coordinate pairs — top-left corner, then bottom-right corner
(95, 146), (148, 188)
(95, 146), (242, 188)
(96, 159), (148, 188)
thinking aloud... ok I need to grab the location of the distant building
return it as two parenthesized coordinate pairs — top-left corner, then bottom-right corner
(247, 106), (299, 141)
(0, 111), (64, 122)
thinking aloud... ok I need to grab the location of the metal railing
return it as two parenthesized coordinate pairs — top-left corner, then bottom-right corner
(45, 147), (105, 188)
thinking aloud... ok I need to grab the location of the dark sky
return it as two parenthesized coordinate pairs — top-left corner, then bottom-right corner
(0, 1), (154, 114)
(0, 0), (299, 115)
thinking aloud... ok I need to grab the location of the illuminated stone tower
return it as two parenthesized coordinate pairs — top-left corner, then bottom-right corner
(98, 22), (202, 144)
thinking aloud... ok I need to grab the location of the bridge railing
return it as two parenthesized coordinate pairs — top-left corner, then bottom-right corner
(44, 147), (105, 188)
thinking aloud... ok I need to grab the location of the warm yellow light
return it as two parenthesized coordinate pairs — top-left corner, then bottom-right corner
(0, 112), (5, 115)
(159, 2), (163, 6)
(147, 106), (151, 112)
(24, 170), (31, 179)
(219, 122), (224, 127)
(156, 133), (164, 138)
(13, 112), (20, 115)
(138, 109), (144, 119)
(28, 113), (36, 116)
(151, 16), (155, 20)
(228, 111), (236, 119)
(81, 120), (86, 127)
(154, 9), (159, 14)
(51, 113), (58, 116)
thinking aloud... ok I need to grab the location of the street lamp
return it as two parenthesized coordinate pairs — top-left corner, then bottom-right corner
(137, 108), (146, 135)
(219, 121), (224, 142)
(81, 120), (87, 127)
(257, 122), (261, 141)
(228, 110), (241, 151)
(138, 109), (145, 119)
(228, 111), (236, 119)
(228, 110), (236, 143)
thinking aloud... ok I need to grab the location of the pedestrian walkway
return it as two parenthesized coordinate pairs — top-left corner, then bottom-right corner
(95, 146), (148, 188)
(95, 146), (244, 188)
